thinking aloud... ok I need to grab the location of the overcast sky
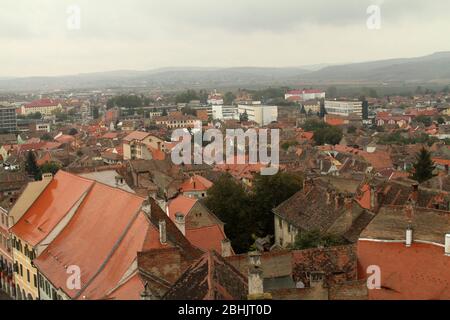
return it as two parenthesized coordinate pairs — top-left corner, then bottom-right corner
(1, 0), (450, 77)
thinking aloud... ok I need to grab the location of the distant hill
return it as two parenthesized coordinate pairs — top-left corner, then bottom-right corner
(1, 52), (449, 91)
(301, 52), (450, 83)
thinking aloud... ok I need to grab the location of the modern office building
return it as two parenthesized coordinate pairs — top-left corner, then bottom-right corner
(212, 105), (239, 120)
(237, 104), (278, 126)
(0, 103), (17, 133)
(325, 100), (363, 118)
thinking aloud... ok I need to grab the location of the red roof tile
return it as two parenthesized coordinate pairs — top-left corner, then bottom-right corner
(167, 195), (197, 219)
(10, 171), (94, 246)
(123, 131), (150, 142)
(180, 175), (213, 193)
(33, 180), (146, 299)
(186, 225), (227, 253)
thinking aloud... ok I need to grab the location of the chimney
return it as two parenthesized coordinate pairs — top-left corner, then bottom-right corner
(309, 272), (325, 289)
(370, 184), (377, 210)
(445, 234), (450, 256)
(142, 200), (151, 216)
(406, 227), (413, 247)
(344, 194), (353, 210)
(221, 239), (232, 257)
(248, 252), (264, 297)
(159, 220), (167, 244)
(303, 178), (314, 194)
(326, 189), (334, 205)
(174, 213), (185, 236)
(42, 173), (53, 181)
(140, 282), (157, 300)
(411, 183), (419, 203)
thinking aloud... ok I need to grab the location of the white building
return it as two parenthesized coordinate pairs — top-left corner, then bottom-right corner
(238, 105), (278, 126)
(285, 89), (325, 101)
(325, 100), (363, 118)
(212, 105), (238, 120)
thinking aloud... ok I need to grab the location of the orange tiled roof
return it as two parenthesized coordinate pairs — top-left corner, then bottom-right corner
(433, 158), (450, 166)
(180, 175), (213, 192)
(167, 195), (197, 219)
(10, 171), (94, 246)
(33, 180), (147, 300)
(186, 225), (227, 253)
(123, 131), (150, 142)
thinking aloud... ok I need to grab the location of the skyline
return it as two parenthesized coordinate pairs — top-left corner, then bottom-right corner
(2, 0), (450, 77)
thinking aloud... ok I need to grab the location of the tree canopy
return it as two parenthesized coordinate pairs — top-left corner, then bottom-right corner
(205, 172), (303, 253)
(292, 230), (346, 250)
(411, 148), (436, 183)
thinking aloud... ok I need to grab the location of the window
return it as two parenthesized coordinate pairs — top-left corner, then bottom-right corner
(27, 269), (30, 283)
(19, 264), (23, 277)
(278, 217), (283, 229)
(33, 274), (37, 288)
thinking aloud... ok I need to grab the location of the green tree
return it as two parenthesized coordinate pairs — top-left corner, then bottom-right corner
(347, 126), (357, 134)
(415, 115), (432, 127)
(239, 110), (249, 122)
(175, 90), (199, 104)
(313, 126), (343, 146)
(411, 148), (436, 183)
(293, 230), (346, 250)
(40, 162), (60, 176)
(68, 128), (78, 136)
(92, 106), (100, 119)
(41, 133), (53, 141)
(25, 151), (41, 180)
(437, 117), (446, 125)
(205, 174), (255, 253)
(224, 92), (236, 105)
(161, 109), (168, 116)
(251, 172), (303, 236)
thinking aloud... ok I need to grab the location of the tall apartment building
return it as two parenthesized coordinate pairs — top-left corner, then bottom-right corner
(325, 100), (363, 118)
(0, 103), (17, 133)
(237, 104), (278, 126)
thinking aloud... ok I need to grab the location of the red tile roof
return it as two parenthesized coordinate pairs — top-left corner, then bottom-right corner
(186, 225), (227, 253)
(10, 171), (94, 246)
(55, 135), (75, 144)
(123, 131), (150, 142)
(33, 180), (146, 299)
(167, 195), (197, 219)
(180, 175), (213, 193)
(25, 99), (61, 108)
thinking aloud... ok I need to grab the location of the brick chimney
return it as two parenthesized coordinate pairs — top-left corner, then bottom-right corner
(221, 239), (232, 257)
(303, 178), (314, 194)
(344, 194), (353, 210)
(159, 220), (167, 244)
(370, 184), (377, 210)
(248, 252), (264, 298)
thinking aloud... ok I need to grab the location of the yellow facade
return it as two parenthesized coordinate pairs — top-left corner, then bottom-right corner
(12, 236), (39, 300)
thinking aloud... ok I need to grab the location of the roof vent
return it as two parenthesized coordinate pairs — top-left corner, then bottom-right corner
(445, 234), (450, 256)
(406, 227), (413, 247)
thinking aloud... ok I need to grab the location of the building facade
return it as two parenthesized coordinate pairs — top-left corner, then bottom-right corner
(237, 105), (278, 126)
(212, 105), (238, 120)
(20, 99), (63, 116)
(0, 104), (17, 133)
(325, 100), (363, 118)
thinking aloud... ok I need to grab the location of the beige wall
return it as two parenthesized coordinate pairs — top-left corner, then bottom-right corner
(274, 215), (298, 248)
